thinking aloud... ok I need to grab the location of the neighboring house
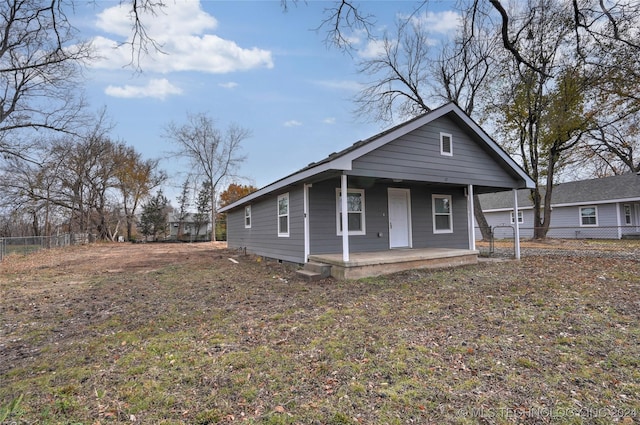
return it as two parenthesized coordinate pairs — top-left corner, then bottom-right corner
(167, 212), (212, 241)
(219, 103), (535, 276)
(478, 173), (640, 239)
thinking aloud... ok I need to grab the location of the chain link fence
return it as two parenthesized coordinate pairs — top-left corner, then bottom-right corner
(0, 234), (96, 262)
(475, 225), (640, 257)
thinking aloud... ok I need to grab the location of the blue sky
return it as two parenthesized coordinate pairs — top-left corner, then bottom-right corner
(77, 1), (460, 203)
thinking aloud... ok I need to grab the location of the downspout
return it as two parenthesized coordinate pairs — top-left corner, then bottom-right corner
(513, 189), (521, 259)
(467, 184), (476, 251)
(304, 183), (311, 262)
(341, 174), (350, 262)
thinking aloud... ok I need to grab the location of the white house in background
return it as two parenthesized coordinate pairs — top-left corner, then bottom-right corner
(478, 173), (640, 240)
(167, 212), (212, 241)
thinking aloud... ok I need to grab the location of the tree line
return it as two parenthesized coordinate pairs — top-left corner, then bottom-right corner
(0, 120), (165, 240)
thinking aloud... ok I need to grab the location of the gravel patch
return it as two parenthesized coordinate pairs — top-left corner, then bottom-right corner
(479, 242), (640, 261)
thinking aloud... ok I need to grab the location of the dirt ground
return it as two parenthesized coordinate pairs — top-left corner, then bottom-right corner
(0, 241), (230, 276)
(1, 241), (639, 424)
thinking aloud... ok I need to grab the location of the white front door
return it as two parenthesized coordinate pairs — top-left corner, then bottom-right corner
(388, 188), (412, 248)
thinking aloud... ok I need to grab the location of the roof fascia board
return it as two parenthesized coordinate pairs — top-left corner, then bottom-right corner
(452, 109), (535, 189)
(337, 103), (534, 189)
(336, 105), (455, 164)
(551, 197), (640, 208)
(219, 158), (351, 212)
(220, 103), (535, 212)
(484, 197), (640, 212)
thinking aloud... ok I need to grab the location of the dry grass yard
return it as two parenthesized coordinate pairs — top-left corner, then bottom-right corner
(1, 241), (639, 424)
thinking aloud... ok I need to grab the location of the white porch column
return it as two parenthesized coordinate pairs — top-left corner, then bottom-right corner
(467, 184), (476, 251)
(303, 183), (311, 263)
(513, 188), (521, 259)
(341, 174), (350, 262)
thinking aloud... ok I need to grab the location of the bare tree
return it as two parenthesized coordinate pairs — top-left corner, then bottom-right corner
(354, 8), (501, 239)
(354, 19), (432, 123)
(0, 0), (93, 158)
(165, 113), (249, 241)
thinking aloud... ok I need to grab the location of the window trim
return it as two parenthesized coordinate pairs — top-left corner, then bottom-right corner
(244, 205), (252, 229)
(510, 210), (524, 224)
(277, 193), (289, 237)
(579, 205), (598, 227)
(432, 194), (453, 234)
(440, 132), (453, 156)
(336, 188), (366, 236)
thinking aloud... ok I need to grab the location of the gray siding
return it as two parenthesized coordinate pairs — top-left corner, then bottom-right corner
(412, 186), (470, 249)
(309, 179), (470, 255)
(227, 186), (305, 263)
(478, 209), (535, 239)
(351, 116), (521, 189)
(547, 204), (617, 239)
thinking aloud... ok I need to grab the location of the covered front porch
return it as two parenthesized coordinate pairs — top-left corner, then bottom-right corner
(307, 247), (478, 279)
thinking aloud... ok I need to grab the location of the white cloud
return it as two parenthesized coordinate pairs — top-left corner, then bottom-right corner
(357, 39), (388, 59)
(323, 117), (336, 124)
(91, 0), (273, 74)
(105, 78), (183, 99)
(409, 10), (461, 35)
(284, 120), (302, 127)
(219, 82), (239, 89)
(313, 79), (362, 92)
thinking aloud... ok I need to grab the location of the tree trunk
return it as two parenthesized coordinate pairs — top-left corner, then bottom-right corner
(473, 194), (492, 240)
(531, 187), (544, 239)
(537, 146), (560, 239)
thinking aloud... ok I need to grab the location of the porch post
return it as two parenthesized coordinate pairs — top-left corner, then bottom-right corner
(303, 183), (311, 263)
(513, 189), (521, 259)
(341, 173), (350, 262)
(467, 184), (476, 251)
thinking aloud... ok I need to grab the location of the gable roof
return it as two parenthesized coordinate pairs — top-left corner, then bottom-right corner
(220, 102), (535, 213)
(480, 173), (640, 211)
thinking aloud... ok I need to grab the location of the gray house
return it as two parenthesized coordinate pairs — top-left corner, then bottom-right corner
(219, 103), (535, 278)
(167, 212), (211, 241)
(478, 173), (640, 239)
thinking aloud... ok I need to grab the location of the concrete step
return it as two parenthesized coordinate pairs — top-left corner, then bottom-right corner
(304, 262), (332, 277)
(296, 261), (332, 281)
(296, 269), (324, 281)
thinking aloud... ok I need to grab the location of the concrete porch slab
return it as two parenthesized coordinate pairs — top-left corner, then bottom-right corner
(308, 248), (479, 280)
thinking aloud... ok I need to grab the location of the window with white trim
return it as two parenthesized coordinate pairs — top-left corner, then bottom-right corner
(440, 132), (453, 156)
(580, 206), (597, 227)
(624, 204), (632, 225)
(336, 188), (366, 235)
(277, 193), (289, 237)
(432, 194), (453, 233)
(244, 205), (252, 228)
(510, 210), (524, 224)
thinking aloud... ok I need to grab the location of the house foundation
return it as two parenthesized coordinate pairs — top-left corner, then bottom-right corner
(308, 248), (478, 280)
